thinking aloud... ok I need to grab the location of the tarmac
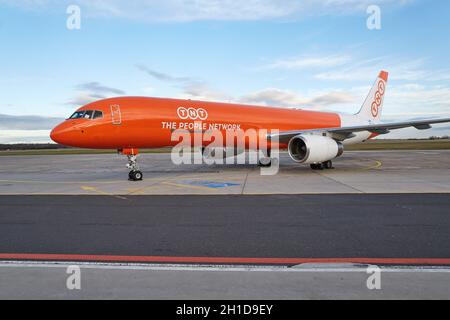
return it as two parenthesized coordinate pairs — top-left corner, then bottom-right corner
(0, 194), (449, 260)
(0, 150), (449, 299)
(0, 150), (449, 195)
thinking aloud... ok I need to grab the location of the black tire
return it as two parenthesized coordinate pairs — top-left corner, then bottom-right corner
(311, 163), (324, 170)
(133, 171), (143, 181)
(324, 160), (333, 169)
(129, 170), (143, 181)
(258, 157), (272, 167)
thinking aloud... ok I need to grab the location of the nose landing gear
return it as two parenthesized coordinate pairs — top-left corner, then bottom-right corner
(128, 169), (143, 181)
(119, 148), (143, 181)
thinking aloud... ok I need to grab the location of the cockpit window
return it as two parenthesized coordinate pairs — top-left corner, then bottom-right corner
(93, 111), (103, 119)
(68, 110), (103, 120)
(69, 111), (86, 119)
(83, 110), (94, 119)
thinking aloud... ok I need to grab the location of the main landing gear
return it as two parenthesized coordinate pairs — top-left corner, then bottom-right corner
(258, 156), (272, 167)
(119, 148), (143, 181)
(310, 160), (334, 170)
(258, 149), (272, 167)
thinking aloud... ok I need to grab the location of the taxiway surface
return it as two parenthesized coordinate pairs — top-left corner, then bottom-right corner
(0, 151), (449, 195)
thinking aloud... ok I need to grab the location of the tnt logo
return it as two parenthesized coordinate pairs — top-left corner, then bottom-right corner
(177, 107), (208, 120)
(371, 80), (385, 117)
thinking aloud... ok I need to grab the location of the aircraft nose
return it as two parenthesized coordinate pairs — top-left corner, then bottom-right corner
(50, 123), (75, 145)
(50, 126), (64, 144)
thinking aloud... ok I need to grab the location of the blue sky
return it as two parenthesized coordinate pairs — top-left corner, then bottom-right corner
(0, 0), (449, 143)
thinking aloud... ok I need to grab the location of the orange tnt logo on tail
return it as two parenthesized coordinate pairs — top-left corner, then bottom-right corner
(371, 79), (386, 117)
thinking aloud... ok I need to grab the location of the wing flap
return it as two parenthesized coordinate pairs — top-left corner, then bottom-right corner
(413, 124), (432, 130)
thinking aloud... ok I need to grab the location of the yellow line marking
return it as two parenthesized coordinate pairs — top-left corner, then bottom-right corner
(364, 160), (382, 170)
(126, 184), (166, 195)
(125, 177), (178, 195)
(330, 159), (383, 172)
(0, 179), (124, 185)
(162, 181), (214, 191)
(0, 176), (170, 185)
(80, 186), (97, 192)
(80, 186), (127, 200)
(2, 191), (450, 196)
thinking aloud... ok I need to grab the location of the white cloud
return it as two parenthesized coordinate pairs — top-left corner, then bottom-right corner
(387, 84), (450, 116)
(0, 114), (63, 130)
(314, 57), (450, 82)
(0, 130), (52, 143)
(136, 65), (195, 83)
(138, 65), (357, 108)
(66, 92), (105, 106)
(241, 88), (305, 106)
(240, 88), (355, 109)
(137, 65), (230, 101)
(180, 83), (232, 102)
(0, 0), (413, 22)
(76, 82), (125, 95)
(328, 80), (450, 118)
(263, 51), (450, 86)
(67, 82), (126, 106)
(267, 54), (351, 70)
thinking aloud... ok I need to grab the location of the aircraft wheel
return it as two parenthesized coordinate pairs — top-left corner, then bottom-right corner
(129, 170), (143, 181)
(258, 157), (272, 167)
(323, 160), (333, 169)
(310, 163), (324, 170)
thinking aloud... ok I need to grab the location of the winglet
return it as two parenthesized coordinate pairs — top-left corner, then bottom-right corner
(379, 70), (389, 82)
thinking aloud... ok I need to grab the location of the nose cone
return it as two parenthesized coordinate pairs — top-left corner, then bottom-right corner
(50, 126), (62, 144)
(50, 122), (77, 146)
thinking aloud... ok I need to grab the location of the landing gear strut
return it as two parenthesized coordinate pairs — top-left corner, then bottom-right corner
(310, 160), (334, 170)
(119, 148), (143, 181)
(127, 154), (143, 181)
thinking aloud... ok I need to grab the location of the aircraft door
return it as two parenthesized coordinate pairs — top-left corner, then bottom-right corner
(111, 104), (122, 125)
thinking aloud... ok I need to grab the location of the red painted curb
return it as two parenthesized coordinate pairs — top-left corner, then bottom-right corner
(0, 253), (450, 266)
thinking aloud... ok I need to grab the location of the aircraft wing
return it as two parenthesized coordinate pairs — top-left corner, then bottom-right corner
(268, 118), (450, 143)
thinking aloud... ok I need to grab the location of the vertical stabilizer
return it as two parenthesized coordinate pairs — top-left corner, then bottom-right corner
(355, 71), (388, 122)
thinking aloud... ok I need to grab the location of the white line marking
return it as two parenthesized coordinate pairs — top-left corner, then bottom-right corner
(0, 261), (449, 273)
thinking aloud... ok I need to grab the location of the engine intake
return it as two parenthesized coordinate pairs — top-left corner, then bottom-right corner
(288, 134), (343, 164)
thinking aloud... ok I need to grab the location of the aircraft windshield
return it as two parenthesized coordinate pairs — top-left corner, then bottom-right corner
(69, 111), (85, 119)
(68, 110), (103, 120)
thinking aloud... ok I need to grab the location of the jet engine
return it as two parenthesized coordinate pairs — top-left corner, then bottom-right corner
(288, 134), (343, 164)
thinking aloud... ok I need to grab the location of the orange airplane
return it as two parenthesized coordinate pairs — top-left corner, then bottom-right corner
(51, 71), (450, 181)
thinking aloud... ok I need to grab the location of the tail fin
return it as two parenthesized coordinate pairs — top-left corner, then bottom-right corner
(355, 71), (388, 122)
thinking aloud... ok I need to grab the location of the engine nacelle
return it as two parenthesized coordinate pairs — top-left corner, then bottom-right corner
(288, 134), (344, 164)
